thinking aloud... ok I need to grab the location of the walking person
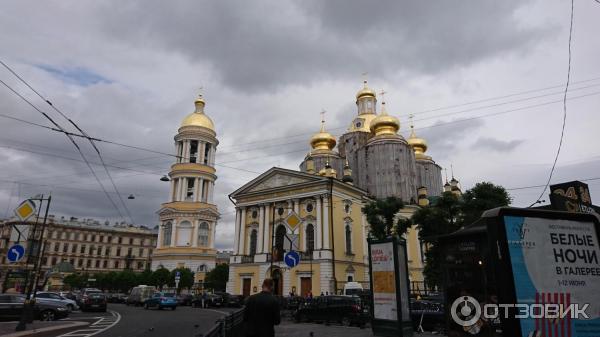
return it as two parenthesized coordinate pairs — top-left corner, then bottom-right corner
(244, 279), (281, 337)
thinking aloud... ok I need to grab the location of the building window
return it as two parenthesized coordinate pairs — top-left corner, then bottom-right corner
(54, 243), (60, 252)
(114, 261), (119, 269)
(100, 235), (104, 243)
(90, 246), (95, 255)
(275, 225), (286, 261)
(347, 275), (354, 282)
(80, 245), (86, 254)
(198, 222), (209, 247)
(344, 203), (351, 214)
(163, 222), (172, 246)
(106, 247), (110, 256)
(203, 143), (211, 164)
(98, 246), (102, 256)
(86, 260), (91, 268)
(127, 248), (133, 256)
(249, 229), (257, 256)
(108, 236), (112, 243)
(62, 243), (69, 253)
(190, 140), (198, 163)
(71, 244), (77, 253)
(42, 257), (48, 266)
(118, 237), (122, 244)
(306, 224), (315, 252)
(91, 235), (96, 242)
(95, 260), (100, 268)
(103, 260), (108, 268)
(51, 257), (57, 266)
(186, 178), (195, 201)
(306, 203), (313, 213)
(137, 261), (143, 270)
(70, 232), (75, 240)
(345, 224), (352, 254)
(139, 248), (144, 257)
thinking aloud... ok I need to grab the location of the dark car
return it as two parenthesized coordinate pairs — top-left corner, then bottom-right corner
(207, 294), (224, 307)
(176, 294), (193, 306)
(108, 293), (127, 303)
(144, 292), (177, 310)
(80, 292), (107, 312)
(294, 295), (369, 327)
(215, 292), (243, 308)
(0, 294), (70, 321)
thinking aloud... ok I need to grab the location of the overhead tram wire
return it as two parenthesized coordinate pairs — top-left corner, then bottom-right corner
(0, 60), (134, 224)
(0, 78), (126, 221)
(529, 0), (574, 207)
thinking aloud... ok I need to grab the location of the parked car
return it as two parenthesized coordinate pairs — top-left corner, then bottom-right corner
(215, 292), (243, 308)
(294, 295), (369, 327)
(108, 293), (127, 303)
(176, 294), (193, 306)
(80, 292), (107, 312)
(76, 288), (102, 307)
(34, 292), (79, 311)
(144, 292), (177, 310)
(0, 294), (70, 321)
(127, 285), (156, 306)
(207, 293), (224, 307)
(59, 291), (77, 301)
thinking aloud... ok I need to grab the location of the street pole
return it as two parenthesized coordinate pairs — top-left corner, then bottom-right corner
(16, 195), (51, 331)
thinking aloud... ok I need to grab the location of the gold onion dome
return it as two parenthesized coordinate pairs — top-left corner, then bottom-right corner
(180, 94), (215, 131)
(407, 126), (429, 159)
(356, 80), (376, 101)
(370, 101), (400, 136)
(310, 119), (336, 151)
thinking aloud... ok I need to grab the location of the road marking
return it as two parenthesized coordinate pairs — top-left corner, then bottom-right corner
(57, 310), (121, 337)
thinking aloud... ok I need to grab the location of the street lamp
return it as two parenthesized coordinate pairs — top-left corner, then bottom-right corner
(128, 194), (135, 200)
(160, 175), (170, 182)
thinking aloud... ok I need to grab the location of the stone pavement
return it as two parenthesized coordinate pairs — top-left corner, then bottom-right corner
(275, 321), (444, 337)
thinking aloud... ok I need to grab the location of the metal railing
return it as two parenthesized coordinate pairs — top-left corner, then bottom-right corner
(200, 308), (245, 337)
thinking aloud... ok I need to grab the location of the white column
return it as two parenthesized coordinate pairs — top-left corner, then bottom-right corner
(293, 199), (299, 214)
(208, 181), (214, 203)
(170, 220), (177, 247)
(193, 220), (199, 247)
(170, 180), (176, 202)
(258, 205), (265, 253)
(157, 224), (163, 249)
(233, 208), (241, 255)
(316, 197), (322, 250)
(238, 208), (246, 255)
(180, 178), (187, 201)
(194, 178), (200, 202)
(263, 203), (271, 253)
(211, 222), (216, 250)
(175, 178), (182, 202)
(323, 195), (330, 249)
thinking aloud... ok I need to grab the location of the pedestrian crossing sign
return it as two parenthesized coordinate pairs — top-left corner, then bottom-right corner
(14, 200), (36, 221)
(284, 212), (301, 229)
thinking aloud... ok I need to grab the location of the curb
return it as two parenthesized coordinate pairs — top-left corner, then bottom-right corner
(2, 321), (89, 337)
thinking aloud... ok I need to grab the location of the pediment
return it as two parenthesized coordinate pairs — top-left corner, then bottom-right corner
(231, 167), (325, 196)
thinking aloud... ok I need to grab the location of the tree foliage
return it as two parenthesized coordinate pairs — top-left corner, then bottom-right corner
(362, 197), (408, 240)
(412, 182), (511, 288)
(151, 267), (171, 290)
(168, 268), (194, 293)
(205, 264), (229, 292)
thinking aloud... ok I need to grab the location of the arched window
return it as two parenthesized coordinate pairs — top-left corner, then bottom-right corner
(345, 224), (352, 254)
(305, 224), (314, 253)
(249, 229), (258, 256)
(198, 222), (210, 247)
(163, 222), (172, 246)
(275, 225), (286, 261)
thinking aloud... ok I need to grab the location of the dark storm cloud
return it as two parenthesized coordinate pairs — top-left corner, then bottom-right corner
(419, 118), (485, 159)
(472, 137), (524, 152)
(90, 0), (550, 92)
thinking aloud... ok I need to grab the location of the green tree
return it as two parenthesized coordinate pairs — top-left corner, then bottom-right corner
(138, 269), (153, 286)
(152, 267), (171, 290)
(114, 270), (138, 293)
(362, 197), (409, 240)
(169, 268), (194, 293)
(204, 264), (229, 292)
(63, 273), (84, 290)
(460, 182), (511, 226)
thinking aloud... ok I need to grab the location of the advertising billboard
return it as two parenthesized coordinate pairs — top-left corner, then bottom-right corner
(371, 241), (397, 320)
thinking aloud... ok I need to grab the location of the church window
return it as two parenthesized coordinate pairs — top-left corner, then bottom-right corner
(306, 203), (313, 213)
(203, 143), (211, 164)
(163, 222), (172, 246)
(198, 222), (210, 247)
(345, 224), (352, 254)
(306, 224), (314, 252)
(190, 140), (198, 163)
(252, 210), (258, 219)
(249, 229), (258, 256)
(355, 121), (362, 128)
(186, 178), (195, 200)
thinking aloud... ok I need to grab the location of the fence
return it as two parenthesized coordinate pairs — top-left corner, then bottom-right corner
(200, 308), (245, 337)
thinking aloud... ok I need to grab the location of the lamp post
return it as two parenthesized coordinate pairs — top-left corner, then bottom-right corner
(16, 195), (51, 332)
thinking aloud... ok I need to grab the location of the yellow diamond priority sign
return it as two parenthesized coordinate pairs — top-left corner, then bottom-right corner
(284, 212), (301, 229)
(14, 200), (37, 221)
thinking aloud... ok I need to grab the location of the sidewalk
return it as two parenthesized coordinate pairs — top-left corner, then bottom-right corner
(0, 320), (88, 337)
(276, 322), (444, 337)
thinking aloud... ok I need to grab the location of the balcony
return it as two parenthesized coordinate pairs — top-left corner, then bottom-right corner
(240, 255), (254, 263)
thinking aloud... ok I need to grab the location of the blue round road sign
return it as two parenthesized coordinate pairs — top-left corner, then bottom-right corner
(284, 251), (301, 268)
(7, 244), (25, 263)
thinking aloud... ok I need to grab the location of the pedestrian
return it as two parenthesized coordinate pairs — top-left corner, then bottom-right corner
(202, 292), (207, 308)
(244, 278), (281, 337)
(325, 291), (329, 296)
(320, 291), (324, 297)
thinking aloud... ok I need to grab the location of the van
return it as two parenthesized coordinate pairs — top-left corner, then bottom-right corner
(126, 285), (156, 306)
(343, 282), (363, 296)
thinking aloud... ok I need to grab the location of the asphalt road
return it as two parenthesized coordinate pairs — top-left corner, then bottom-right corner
(91, 304), (232, 337)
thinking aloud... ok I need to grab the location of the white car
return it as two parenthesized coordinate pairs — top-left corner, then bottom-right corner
(35, 292), (79, 311)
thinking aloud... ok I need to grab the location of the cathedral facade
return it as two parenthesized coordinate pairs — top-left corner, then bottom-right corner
(151, 95), (219, 284)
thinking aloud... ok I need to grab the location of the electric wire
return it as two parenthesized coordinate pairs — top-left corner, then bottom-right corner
(529, 0), (574, 207)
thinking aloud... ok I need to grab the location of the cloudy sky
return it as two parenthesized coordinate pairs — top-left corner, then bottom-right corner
(1, 0), (599, 250)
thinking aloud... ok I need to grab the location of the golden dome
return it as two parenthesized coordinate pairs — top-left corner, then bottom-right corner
(370, 102), (400, 136)
(356, 80), (376, 101)
(310, 119), (336, 151)
(407, 126), (430, 160)
(180, 95), (215, 131)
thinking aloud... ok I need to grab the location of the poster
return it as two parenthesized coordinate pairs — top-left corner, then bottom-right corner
(504, 216), (600, 337)
(371, 241), (397, 321)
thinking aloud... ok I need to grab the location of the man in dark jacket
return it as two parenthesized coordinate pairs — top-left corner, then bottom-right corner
(244, 278), (281, 337)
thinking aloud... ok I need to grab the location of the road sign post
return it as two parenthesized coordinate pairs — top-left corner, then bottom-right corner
(175, 271), (181, 292)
